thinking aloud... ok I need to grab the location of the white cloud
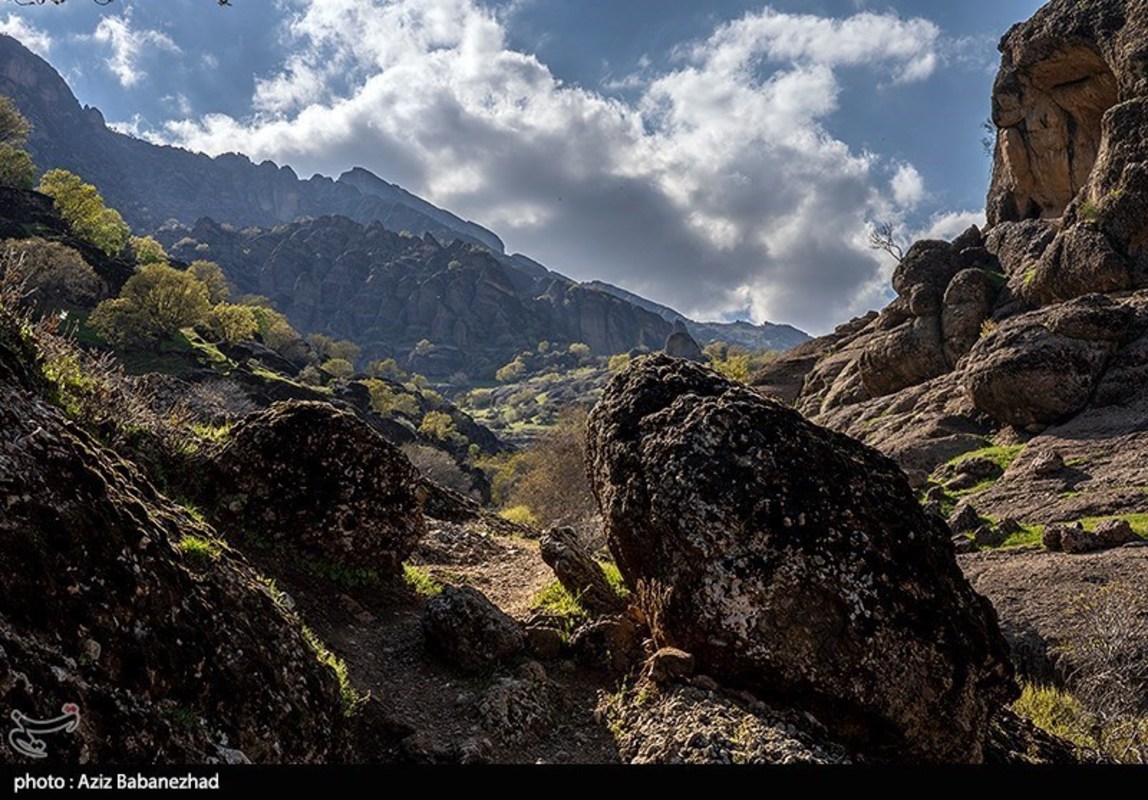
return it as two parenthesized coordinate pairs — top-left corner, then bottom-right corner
(916, 209), (986, 242)
(890, 163), (925, 209)
(160, 1), (950, 333)
(0, 14), (53, 58)
(89, 11), (180, 88)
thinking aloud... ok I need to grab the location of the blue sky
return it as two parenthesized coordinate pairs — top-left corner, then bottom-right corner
(0, 0), (1045, 333)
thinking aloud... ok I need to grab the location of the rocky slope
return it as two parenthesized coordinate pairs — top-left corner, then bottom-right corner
(752, 0), (1148, 530)
(157, 216), (673, 377)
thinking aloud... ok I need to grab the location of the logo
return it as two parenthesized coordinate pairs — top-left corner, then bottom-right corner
(8, 703), (81, 759)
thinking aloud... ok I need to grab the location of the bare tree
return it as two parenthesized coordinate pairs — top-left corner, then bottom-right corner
(867, 220), (905, 262)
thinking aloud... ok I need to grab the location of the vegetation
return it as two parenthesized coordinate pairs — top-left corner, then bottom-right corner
(90, 263), (212, 347)
(207, 302), (259, 344)
(188, 260), (231, 304)
(0, 96), (36, 190)
(402, 563), (443, 597)
(703, 341), (777, 383)
(37, 169), (131, 257)
(321, 357), (355, 380)
(0, 238), (103, 312)
(419, 409), (459, 442)
(530, 580), (589, 623)
(175, 533), (225, 569)
(130, 235), (169, 266)
(400, 443), (473, 495)
(498, 504), (538, 527)
(300, 625), (366, 717)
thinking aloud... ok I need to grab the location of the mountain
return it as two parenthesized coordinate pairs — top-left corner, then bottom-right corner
(585, 280), (810, 352)
(0, 33), (805, 368)
(158, 215), (672, 377)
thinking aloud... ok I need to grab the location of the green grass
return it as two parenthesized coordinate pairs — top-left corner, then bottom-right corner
(530, 580), (589, 621)
(175, 533), (225, 568)
(300, 625), (366, 717)
(1013, 684), (1093, 751)
(402, 563), (443, 597)
(190, 421), (232, 442)
(943, 444), (1026, 496)
(499, 504), (539, 527)
(598, 558), (630, 599)
(1079, 199), (1102, 223)
(999, 523), (1044, 549)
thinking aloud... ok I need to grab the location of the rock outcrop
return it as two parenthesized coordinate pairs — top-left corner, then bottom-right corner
(207, 401), (426, 575)
(539, 526), (626, 616)
(587, 355), (1015, 763)
(0, 310), (349, 763)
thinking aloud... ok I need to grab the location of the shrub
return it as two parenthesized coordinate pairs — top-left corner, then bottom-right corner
(403, 564), (442, 597)
(568, 342), (592, 360)
(247, 304), (307, 361)
(366, 358), (407, 381)
(130, 235), (168, 266)
(89, 263), (211, 348)
(419, 409), (459, 442)
(607, 353), (631, 374)
(495, 358), (527, 383)
(207, 303), (258, 344)
(1, 238), (103, 311)
(364, 379), (422, 418)
(0, 143), (36, 190)
(37, 169), (130, 257)
(321, 358), (355, 380)
(189, 260), (230, 304)
(498, 505), (538, 527)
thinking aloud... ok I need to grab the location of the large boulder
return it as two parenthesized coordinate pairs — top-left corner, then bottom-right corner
(586, 355), (1016, 763)
(942, 268), (995, 365)
(422, 586), (525, 673)
(0, 311), (349, 764)
(857, 315), (949, 397)
(962, 294), (1129, 430)
(207, 401), (426, 574)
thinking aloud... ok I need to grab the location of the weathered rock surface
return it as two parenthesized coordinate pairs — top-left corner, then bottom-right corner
(587, 355), (1015, 762)
(1044, 519), (1139, 553)
(207, 401), (426, 575)
(663, 328), (704, 362)
(0, 310), (349, 764)
(422, 586), (525, 673)
(539, 526), (626, 616)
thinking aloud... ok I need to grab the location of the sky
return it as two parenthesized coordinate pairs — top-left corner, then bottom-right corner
(0, 0), (1046, 334)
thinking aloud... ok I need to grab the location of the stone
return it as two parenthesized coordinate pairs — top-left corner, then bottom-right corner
(477, 662), (561, 744)
(207, 401), (426, 575)
(648, 647), (696, 684)
(539, 526), (626, 616)
(525, 625), (566, 661)
(973, 525), (1008, 548)
(570, 614), (646, 676)
(942, 268), (995, 365)
(587, 355), (1016, 763)
(948, 504), (983, 535)
(1028, 450), (1065, 476)
(422, 586), (525, 673)
(857, 316), (950, 398)
(1060, 519), (1139, 554)
(664, 329), (705, 362)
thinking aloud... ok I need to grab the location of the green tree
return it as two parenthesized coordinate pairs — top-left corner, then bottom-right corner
(366, 358), (407, 381)
(89, 263), (210, 347)
(130, 235), (168, 266)
(495, 358), (527, 383)
(419, 410), (459, 442)
(364, 379), (421, 417)
(207, 303), (258, 344)
(37, 169), (130, 257)
(568, 342), (591, 360)
(327, 339), (361, 363)
(322, 358), (355, 380)
(247, 305), (307, 361)
(189, 260), (230, 304)
(0, 96), (35, 190)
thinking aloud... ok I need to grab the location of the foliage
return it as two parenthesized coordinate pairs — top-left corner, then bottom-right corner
(299, 625), (366, 717)
(366, 357), (407, 381)
(188, 260), (230, 304)
(176, 534), (225, 569)
(1012, 685), (1093, 750)
(206, 303), (258, 344)
(703, 341), (777, 383)
(0, 97), (35, 189)
(607, 353), (631, 374)
(498, 504), (538, 527)
(495, 357), (527, 383)
(308, 333), (361, 364)
(418, 409), (458, 442)
(402, 564), (443, 597)
(130, 235), (168, 266)
(530, 580), (589, 622)
(505, 406), (599, 541)
(1079, 199), (1102, 223)
(245, 303), (307, 361)
(568, 342), (591, 360)
(0, 144), (36, 190)
(89, 263), (211, 347)
(321, 357), (355, 380)
(1, 238), (102, 311)
(364, 378), (421, 418)
(37, 169), (130, 257)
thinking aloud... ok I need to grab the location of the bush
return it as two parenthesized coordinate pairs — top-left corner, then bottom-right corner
(130, 235), (168, 266)
(37, 169), (130, 257)
(568, 342), (592, 360)
(419, 410), (459, 442)
(1, 238), (103, 311)
(366, 358), (407, 381)
(0, 143), (36, 190)
(207, 303), (258, 344)
(499, 505), (538, 527)
(607, 353), (631, 374)
(495, 358), (527, 383)
(89, 263), (211, 348)
(364, 379), (421, 418)
(247, 304), (307, 361)
(189, 260), (230, 304)
(321, 358), (355, 380)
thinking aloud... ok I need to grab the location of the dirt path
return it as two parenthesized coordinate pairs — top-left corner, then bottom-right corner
(257, 520), (622, 764)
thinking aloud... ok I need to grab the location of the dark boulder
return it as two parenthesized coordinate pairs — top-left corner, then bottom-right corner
(586, 354), (1016, 762)
(664, 329), (704, 362)
(422, 586), (524, 673)
(207, 401), (426, 575)
(539, 526), (626, 616)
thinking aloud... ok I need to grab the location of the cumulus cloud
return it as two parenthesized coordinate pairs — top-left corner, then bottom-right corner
(160, 0), (952, 333)
(916, 209), (986, 242)
(89, 11), (180, 88)
(0, 14), (53, 58)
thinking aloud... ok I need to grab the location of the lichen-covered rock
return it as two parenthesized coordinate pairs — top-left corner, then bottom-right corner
(0, 311), (349, 764)
(476, 661), (562, 744)
(422, 586), (524, 673)
(587, 354), (1016, 763)
(857, 316), (949, 398)
(208, 401), (426, 575)
(601, 685), (852, 765)
(962, 295), (1129, 430)
(539, 526), (625, 616)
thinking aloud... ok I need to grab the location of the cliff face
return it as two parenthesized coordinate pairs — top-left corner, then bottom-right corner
(752, 0), (1148, 530)
(0, 35), (503, 251)
(161, 216), (673, 377)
